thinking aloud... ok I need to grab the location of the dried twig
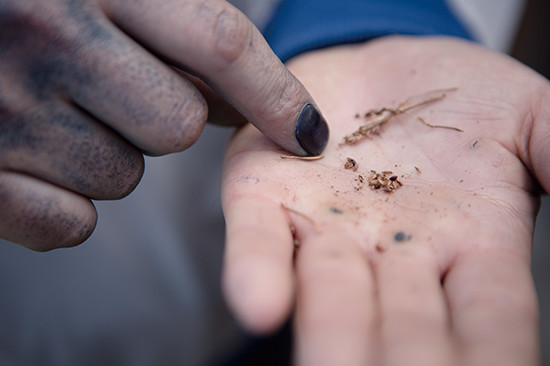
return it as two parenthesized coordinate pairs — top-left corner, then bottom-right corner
(416, 116), (463, 132)
(280, 154), (325, 160)
(342, 87), (462, 145)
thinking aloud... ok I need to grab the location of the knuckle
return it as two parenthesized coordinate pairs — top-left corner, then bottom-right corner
(301, 250), (365, 284)
(56, 133), (144, 200)
(266, 72), (303, 117)
(254, 71), (305, 129)
(210, 6), (252, 68)
(0, 2), (51, 58)
(0, 101), (145, 201)
(24, 103), (145, 200)
(1, 1), (93, 52)
(0, 0), (111, 97)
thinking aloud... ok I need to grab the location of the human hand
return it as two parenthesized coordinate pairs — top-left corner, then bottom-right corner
(221, 36), (550, 365)
(0, 0), (328, 250)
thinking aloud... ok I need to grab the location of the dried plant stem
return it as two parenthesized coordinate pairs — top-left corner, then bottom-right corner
(342, 87), (463, 145)
(416, 116), (463, 132)
(280, 154), (325, 160)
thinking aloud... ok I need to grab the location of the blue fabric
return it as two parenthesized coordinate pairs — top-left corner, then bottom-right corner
(263, 0), (474, 62)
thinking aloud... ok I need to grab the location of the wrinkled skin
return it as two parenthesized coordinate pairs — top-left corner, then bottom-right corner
(222, 36), (550, 366)
(0, 0), (318, 250)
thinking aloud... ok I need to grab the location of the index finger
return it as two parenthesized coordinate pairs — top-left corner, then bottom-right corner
(106, 0), (329, 156)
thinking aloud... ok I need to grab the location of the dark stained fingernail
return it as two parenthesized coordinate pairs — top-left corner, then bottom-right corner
(295, 104), (329, 156)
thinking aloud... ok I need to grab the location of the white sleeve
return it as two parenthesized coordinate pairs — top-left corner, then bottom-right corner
(446, 0), (526, 52)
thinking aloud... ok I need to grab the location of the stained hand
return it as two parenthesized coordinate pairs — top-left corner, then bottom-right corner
(0, 0), (328, 250)
(221, 36), (550, 366)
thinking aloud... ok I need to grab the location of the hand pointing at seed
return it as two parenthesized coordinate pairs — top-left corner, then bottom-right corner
(0, 0), (328, 250)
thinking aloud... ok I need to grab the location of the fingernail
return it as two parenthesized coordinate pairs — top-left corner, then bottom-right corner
(295, 104), (329, 156)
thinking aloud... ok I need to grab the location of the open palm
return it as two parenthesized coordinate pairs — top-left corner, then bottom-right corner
(221, 36), (550, 366)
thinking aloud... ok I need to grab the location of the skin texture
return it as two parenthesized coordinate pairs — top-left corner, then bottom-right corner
(221, 36), (550, 366)
(0, 0), (323, 250)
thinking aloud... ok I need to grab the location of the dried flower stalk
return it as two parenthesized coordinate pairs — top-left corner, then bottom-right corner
(342, 88), (463, 145)
(280, 154), (324, 160)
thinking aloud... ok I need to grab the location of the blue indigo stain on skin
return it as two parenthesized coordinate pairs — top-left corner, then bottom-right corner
(329, 207), (344, 214)
(237, 176), (260, 184)
(394, 231), (412, 242)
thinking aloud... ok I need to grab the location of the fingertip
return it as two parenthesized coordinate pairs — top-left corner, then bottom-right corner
(20, 195), (98, 252)
(0, 173), (98, 251)
(110, 152), (144, 199)
(444, 252), (539, 366)
(169, 94), (209, 152)
(55, 199), (98, 250)
(224, 259), (294, 335)
(141, 92), (208, 155)
(91, 148), (145, 200)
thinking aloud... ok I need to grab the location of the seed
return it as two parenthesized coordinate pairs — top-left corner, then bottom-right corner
(345, 158), (358, 171)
